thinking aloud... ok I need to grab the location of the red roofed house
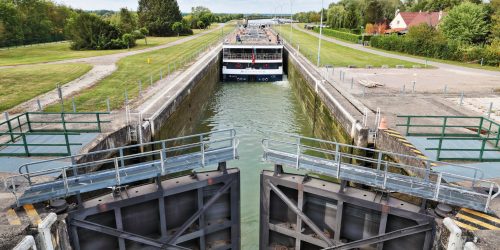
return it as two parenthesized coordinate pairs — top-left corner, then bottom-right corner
(388, 10), (445, 33)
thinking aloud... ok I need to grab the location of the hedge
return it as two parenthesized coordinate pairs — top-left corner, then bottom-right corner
(312, 27), (372, 43)
(370, 35), (500, 67)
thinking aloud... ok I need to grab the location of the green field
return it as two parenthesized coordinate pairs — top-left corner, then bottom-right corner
(0, 27), (215, 66)
(297, 24), (500, 72)
(0, 63), (92, 112)
(276, 25), (420, 68)
(45, 25), (235, 112)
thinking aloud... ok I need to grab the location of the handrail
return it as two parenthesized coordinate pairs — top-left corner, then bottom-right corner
(5, 129), (238, 206)
(396, 115), (500, 138)
(18, 128), (236, 175)
(261, 132), (499, 212)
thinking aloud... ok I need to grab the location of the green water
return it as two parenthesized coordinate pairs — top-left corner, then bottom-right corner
(193, 81), (314, 248)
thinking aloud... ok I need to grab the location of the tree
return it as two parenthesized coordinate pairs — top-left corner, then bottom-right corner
(365, 0), (385, 24)
(440, 2), (490, 44)
(172, 22), (183, 36)
(113, 8), (137, 34)
(492, 0), (500, 39)
(140, 27), (149, 44)
(327, 5), (346, 28)
(0, 1), (24, 46)
(66, 12), (134, 50)
(138, 0), (187, 36)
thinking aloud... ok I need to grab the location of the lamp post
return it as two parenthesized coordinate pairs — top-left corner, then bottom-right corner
(289, 0), (294, 44)
(317, 0), (324, 67)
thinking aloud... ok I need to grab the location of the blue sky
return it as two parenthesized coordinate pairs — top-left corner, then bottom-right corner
(55, 0), (333, 13)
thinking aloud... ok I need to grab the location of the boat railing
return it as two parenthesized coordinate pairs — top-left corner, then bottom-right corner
(223, 53), (282, 61)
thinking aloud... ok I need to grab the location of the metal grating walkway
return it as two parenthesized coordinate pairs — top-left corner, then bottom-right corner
(3, 129), (238, 207)
(262, 132), (500, 213)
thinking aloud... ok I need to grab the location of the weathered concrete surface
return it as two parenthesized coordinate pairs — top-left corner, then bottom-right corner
(285, 44), (369, 147)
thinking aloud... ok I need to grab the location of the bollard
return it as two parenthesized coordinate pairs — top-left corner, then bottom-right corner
(412, 81), (416, 93)
(481, 58), (484, 66)
(36, 213), (57, 250)
(37, 99), (42, 111)
(72, 97), (76, 112)
(402, 84), (406, 95)
(160, 69), (163, 80)
(459, 92), (464, 106)
(444, 85), (448, 96)
(139, 80), (142, 97)
(351, 78), (354, 89)
(106, 98), (110, 112)
(487, 102), (493, 118)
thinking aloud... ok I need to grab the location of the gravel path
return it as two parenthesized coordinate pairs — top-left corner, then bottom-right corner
(5, 25), (225, 114)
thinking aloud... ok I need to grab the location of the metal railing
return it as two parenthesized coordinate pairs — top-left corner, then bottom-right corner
(397, 115), (500, 161)
(0, 112), (110, 156)
(223, 53), (282, 60)
(4, 129), (239, 206)
(427, 137), (500, 162)
(261, 131), (500, 212)
(397, 115), (500, 139)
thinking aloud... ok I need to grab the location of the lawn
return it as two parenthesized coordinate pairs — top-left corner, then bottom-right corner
(0, 27), (216, 66)
(45, 24), (235, 112)
(276, 25), (421, 68)
(297, 24), (500, 72)
(0, 63), (92, 112)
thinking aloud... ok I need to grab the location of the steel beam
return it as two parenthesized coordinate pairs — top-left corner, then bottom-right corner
(322, 223), (432, 250)
(267, 180), (335, 246)
(167, 179), (234, 244)
(71, 218), (189, 250)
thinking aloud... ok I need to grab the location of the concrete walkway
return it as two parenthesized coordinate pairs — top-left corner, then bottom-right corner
(6, 24), (226, 114)
(295, 24), (500, 77)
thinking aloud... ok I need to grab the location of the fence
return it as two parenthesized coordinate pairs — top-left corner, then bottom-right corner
(5, 129), (238, 206)
(0, 112), (110, 156)
(397, 115), (500, 161)
(261, 131), (499, 212)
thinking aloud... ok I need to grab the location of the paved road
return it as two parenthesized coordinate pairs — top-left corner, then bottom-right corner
(7, 24), (226, 114)
(295, 24), (500, 77)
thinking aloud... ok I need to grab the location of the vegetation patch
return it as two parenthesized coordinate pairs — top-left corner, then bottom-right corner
(276, 25), (419, 68)
(45, 26), (234, 112)
(0, 63), (92, 112)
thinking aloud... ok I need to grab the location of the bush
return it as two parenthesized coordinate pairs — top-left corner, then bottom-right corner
(313, 27), (370, 43)
(66, 13), (137, 50)
(370, 30), (500, 66)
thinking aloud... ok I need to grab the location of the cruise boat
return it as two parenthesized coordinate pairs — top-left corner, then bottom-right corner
(222, 24), (283, 82)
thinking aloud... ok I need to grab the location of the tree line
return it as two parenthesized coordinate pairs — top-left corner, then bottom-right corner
(0, 0), (238, 50)
(296, 0), (500, 66)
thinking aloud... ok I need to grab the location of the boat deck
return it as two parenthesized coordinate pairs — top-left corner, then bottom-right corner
(225, 26), (281, 45)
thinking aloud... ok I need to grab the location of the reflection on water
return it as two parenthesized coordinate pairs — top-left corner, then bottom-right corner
(155, 75), (348, 248)
(193, 81), (313, 248)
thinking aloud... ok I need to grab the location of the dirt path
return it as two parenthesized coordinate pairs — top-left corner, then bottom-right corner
(6, 25), (225, 113)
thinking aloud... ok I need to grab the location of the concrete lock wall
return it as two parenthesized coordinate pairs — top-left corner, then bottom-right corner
(285, 46), (369, 147)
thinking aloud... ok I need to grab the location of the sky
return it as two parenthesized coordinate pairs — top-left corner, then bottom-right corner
(55, 0), (334, 14)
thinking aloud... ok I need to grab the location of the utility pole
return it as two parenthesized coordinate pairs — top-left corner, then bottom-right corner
(317, 0), (324, 67)
(290, 0), (294, 43)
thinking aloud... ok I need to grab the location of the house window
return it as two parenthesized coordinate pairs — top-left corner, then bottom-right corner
(397, 20), (400, 25)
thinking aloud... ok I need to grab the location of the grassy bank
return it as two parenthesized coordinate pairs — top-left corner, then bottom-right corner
(298, 25), (500, 72)
(0, 63), (92, 112)
(276, 25), (420, 68)
(45, 24), (235, 112)
(0, 27), (216, 66)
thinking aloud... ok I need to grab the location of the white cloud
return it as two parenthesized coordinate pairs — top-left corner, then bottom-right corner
(55, 0), (334, 13)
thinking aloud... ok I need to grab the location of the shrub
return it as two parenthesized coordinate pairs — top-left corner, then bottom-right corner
(313, 27), (370, 43)
(370, 31), (500, 66)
